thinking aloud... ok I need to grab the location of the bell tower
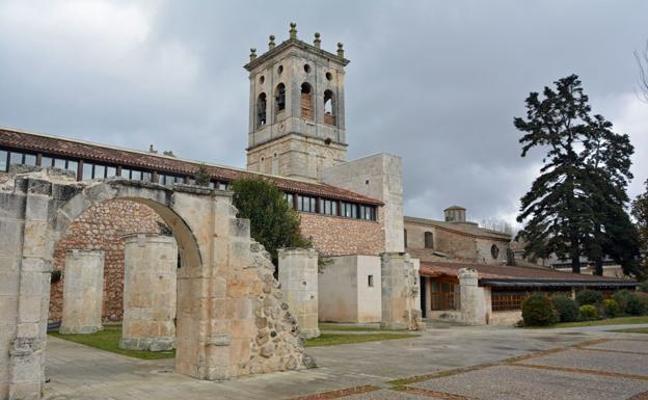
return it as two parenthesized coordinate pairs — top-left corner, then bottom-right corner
(244, 23), (349, 181)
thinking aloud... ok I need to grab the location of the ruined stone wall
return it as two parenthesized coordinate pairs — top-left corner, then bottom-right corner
(49, 200), (163, 322)
(299, 210), (385, 257)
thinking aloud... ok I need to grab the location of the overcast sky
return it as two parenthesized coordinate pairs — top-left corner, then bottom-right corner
(1, 1), (647, 226)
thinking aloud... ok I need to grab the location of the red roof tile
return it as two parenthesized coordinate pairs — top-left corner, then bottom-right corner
(0, 127), (382, 205)
(420, 261), (636, 285)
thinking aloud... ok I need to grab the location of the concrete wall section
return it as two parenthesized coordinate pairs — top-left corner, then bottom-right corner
(121, 234), (177, 351)
(354, 256), (382, 323)
(322, 153), (404, 253)
(59, 250), (105, 334)
(318, 255), (358, 322)
(278, 248), (319, 338)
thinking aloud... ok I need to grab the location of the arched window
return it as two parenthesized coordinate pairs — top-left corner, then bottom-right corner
(256, 93), (267, 128)
(424, 231), (434, 249)
(323, 89), (335, 125)
(275, 83), (286, 113)
(491, 244), (500, 259)
(301, 82), (313, 120)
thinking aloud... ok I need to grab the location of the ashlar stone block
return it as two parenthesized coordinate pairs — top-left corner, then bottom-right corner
(59, 250), (105, 334)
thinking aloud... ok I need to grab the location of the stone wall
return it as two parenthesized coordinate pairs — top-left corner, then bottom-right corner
(380, 253), (422, 330)
(299, 211), (385, 257)
(322, 153), (404, 253)
(278, 248), (319, 338)
(59, 250), (104, 334)
(50, 200), (163, 322)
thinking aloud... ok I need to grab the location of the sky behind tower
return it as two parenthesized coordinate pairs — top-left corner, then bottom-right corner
(1, 0), (647, 226)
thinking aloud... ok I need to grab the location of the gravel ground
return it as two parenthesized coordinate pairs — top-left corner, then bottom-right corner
(523, 348), (648, 376)
(411, 365), (648, 400)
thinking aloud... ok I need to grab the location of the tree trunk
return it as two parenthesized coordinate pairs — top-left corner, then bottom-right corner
(594, 258), (604, 276)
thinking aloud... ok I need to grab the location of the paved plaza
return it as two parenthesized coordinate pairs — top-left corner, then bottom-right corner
(44, 324), (648, 400)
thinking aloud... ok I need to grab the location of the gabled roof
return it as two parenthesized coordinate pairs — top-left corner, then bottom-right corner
(0, 126), (382, 206)
(420, 261), (637, 288)
(404, 215), (511, 240)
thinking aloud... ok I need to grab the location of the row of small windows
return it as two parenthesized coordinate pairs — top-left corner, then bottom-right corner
(2, 148), (376, 221)
(283, 193), (377, 221)
(256, 83), (335, 128)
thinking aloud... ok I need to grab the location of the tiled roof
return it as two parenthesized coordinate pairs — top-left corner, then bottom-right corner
(419, 261), (637, 286)
(0, 127), (382, 205)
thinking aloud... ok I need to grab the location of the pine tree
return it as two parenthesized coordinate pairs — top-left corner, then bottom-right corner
(632, 180), (648, 278)
(515, 75), (638, 274)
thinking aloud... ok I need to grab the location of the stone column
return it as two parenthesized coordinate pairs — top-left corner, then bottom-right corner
(121, 234), (177, 351)
(458, 268), (488, 325)
(380, 252), (422, 330)
(59, 250), (105, 334)
(278, 248), (320, 339)
(8, 178), (58, 400)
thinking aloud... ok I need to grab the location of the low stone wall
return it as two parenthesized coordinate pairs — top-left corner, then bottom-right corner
(489, 311), (522, 326)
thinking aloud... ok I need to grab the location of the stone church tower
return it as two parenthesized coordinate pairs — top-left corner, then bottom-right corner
(244, 23), (349, 181)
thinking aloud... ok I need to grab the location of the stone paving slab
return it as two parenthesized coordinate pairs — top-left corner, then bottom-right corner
(582, 339), (648, 354)
(411, 365), (648, 400)
(340, 389), (437, 399)
(523, 348), (648, 376)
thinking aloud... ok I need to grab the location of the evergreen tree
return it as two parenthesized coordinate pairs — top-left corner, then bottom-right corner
(515, 75), (637, 274)
(632, 180), (648, 278)
(230, 177), (310, 267)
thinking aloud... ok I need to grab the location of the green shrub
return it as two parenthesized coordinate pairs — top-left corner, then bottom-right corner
(575, 290), (603, 306)
(522, 294), (558, 326)
(551, 295), (579, 322)
(613, 290), (634, 314)
(639, 280), (648, 293)
(579, 304), (599, 321)
(602, 299), (621, 318)
(625, 293), (647, 316)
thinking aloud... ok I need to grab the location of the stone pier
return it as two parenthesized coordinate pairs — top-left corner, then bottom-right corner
(278, 248), (320, 339)
(59, 250), (105, 334)
(380, 252), (422, 330)
(121, 234), (177, 352)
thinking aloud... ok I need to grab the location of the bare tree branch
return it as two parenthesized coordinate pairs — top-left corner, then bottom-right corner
(635, 40), (648, 103)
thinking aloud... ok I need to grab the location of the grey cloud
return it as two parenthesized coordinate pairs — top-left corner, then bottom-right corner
(1, 0), (647, 224)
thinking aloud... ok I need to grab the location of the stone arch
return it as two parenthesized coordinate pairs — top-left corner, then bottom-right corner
(1, 174), (310, 399)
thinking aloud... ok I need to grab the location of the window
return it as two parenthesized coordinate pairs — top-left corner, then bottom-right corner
(94, 165), (106, 179)
(304, 64), (311, 73)
(430, 280), (457, 311)
(82, 163), (94, 180)
(217, 182), (228, 190)
(404, 229), (408, 248)
(285, 193), (294, 207)
(256, 93), (267, 128)
(131, 170), (142, 181)
(24, 154), (36, 166)
(424, 231), (434, 249)
(324, 89), (335, 125)
(341, 202), (357, 218)
(121, 168), (131, 179)
(319, 199), (338, 216)
(9, 152), (23, 167)
(368, 275), (374, 287)
(106, 166), (117, 178)
(53, 158), (66, 169)
(0, 150), (7, 171)
(67, 160), (78, 174)
(301, 82), (313, 120)
(296, 195), (316, 213)
(326, 72), (333, 81)
(491, 244), (500, 259)
(359, 205), (375, 221)
(275, 83), (286, 112)
(41, 156), (53, 168)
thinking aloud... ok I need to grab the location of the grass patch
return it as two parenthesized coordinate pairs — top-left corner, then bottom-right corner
(304, 333), (418, 347)
(49, 325), (175, 360)
(318, 323), (406, 332)
(548, 316), (648, 329)
(612, 327), (648, 334)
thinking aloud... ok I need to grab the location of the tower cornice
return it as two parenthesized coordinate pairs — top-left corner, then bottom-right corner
(244, 38), (349, 71)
